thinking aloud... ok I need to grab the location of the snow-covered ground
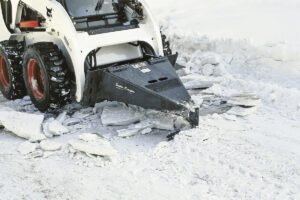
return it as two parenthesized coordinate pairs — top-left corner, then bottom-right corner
(0, 0), (300, 199)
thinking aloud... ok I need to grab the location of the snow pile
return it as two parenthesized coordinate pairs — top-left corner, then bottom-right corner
(147, 0), (300, 60)
(164, 31), (300, 121)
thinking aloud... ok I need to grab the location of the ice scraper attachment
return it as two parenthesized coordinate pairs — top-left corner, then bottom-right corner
(82, 56), (199, 127)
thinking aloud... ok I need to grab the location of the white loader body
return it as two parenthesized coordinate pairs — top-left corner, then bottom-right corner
(0, 0), (164, 102)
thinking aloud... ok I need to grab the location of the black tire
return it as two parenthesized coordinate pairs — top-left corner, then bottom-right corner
(0, 40), (26, 99)
(23, 42), (71, 112)
(161, 33), (173, 56)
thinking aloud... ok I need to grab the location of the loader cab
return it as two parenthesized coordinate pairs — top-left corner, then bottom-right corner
(56, 0), (142, 35)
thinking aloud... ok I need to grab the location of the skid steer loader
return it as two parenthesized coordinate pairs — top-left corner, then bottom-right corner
(0, 0), (199, 127)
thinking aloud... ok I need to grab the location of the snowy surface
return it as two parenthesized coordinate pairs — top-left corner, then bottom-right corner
(0, 0), (300, 199)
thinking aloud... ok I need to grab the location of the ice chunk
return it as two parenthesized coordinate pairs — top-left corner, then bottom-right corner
(228, 93), (261, 107)
(42, 118), (55, 138)
(48, 120), (69, 136)
(63, 118), (81, 126)
(141, 128), (152, 135)
(174, 116), (191, 130)
(0, 111), (45, 141)
(93, 101), (121, 114)
(40, 140), (62, 151)
(191, 95), (204, 106)
(69, 135), (118, 158)
(56, 111), (68, 123)
(146, 111), (175, 130)
(117, 121), (153, 138)
(18, 141), (37, 155)
(184, 80), (215, 90)
(227, 106), (258, 117)
(78, 133), (99, 143)
(117, 129), (140, 138)
(202, 64), (214, 76)
(101, 104), (144, 126)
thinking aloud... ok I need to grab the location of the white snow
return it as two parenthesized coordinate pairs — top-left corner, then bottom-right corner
(147, 0), (300, 60)
(0, 0), (299, 199)
(18, 141), (37, 155)
(40, 140), (62, 151)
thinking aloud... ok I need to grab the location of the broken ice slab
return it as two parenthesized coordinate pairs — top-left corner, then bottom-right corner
(227, 106), (258, 117)
(56, 111), (68, 123)
(184, 80), (216, 90)
(93, 101), (121, 114)
(145, 110), (175, 131)
(78, 133), (101, 142)
(191, 95), (204, 106)
(101, 104), (144, 126)
(117, 121), (153, 138)
(0, 110), (45, 141)
(69, 134), (118, 158)
(63, 118), (81, 126)
(47, 120), (69, 136)
(228, 93), (261, 107)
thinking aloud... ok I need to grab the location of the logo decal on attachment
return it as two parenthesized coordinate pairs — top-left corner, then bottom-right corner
(132, 62), (151, 73)
(116, 83), (135, 94)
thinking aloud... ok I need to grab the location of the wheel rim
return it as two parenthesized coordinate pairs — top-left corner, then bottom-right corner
(0, 55), (9, 89)
(27, 59), (45, 99)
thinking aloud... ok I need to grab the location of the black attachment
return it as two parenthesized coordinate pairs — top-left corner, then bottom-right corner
(189, 108), (200, 127)
(83, 57), (191, 111)
(82, 56), (199, 126)
(167, 53), (178, 67)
